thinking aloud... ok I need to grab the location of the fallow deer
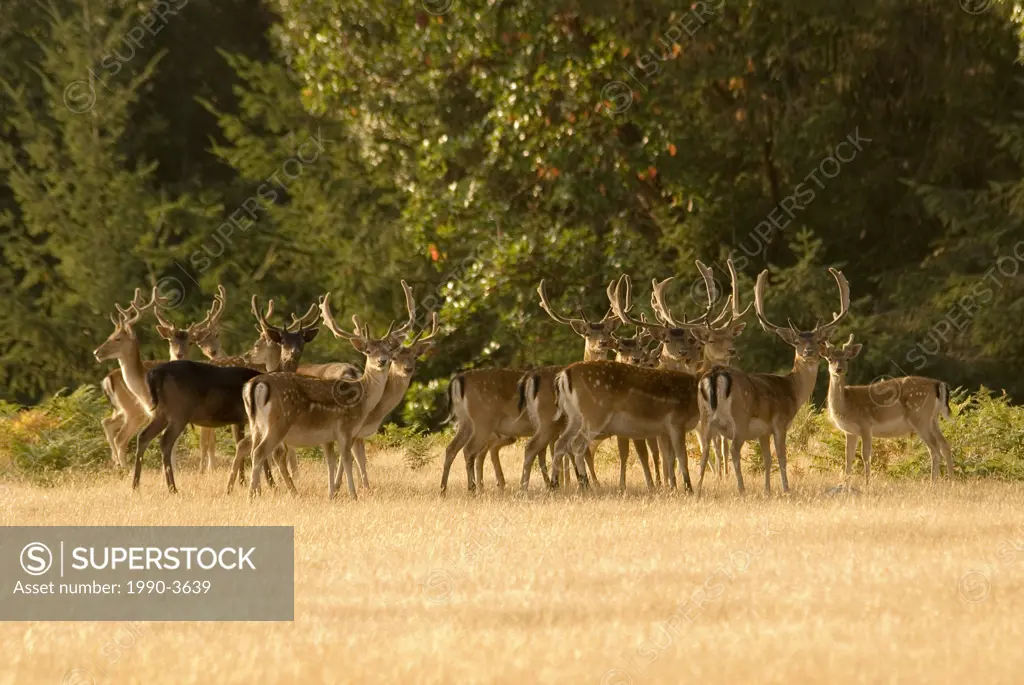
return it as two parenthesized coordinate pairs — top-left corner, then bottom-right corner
(820, 334), (953, 482)
(696, 267), (850, 494)
(95, 288), (175, 468)
(440, 278), (616, 493)
(549, 279), (704, 493)
(239, 294), (401, 499)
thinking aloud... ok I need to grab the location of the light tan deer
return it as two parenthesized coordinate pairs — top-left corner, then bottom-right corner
(95, 288), (177, 468)
(820, 334), (953, 483)
(239, 294), (401, 499)
(696, 267), (850, 495)
(440, 278), (617, 493)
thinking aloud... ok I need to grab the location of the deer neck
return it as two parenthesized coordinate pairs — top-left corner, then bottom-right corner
(356, 362), (392, 422)
(788, 354), (821, 408)
(363, 366), (415, 431)
(826, 370), (848, 415)
(117, 339), (151, 409)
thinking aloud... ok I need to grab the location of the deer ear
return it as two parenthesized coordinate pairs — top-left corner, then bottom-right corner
(848, 343), (863, 358)
(350, 337), (369, 353)
(155, 325), (173, 339)
(302, 327), (319, 342)
(774, 328), (800, 346)
(728, 321), (746, 337)
(266, 329), (283, 344)
(569, 321), (588, 337)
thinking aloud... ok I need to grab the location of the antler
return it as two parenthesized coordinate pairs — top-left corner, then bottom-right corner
(537, 279), (585, 326)
(650, 278), (680, 326)
(408, 310), (440, 345)
(388, 280), (418, 341)
(815, 268), (851, 339)
(319, 293), (368, 340)
(251, 295), (279, 335)
(115, 287), (159, 328)
(752, 270), (792, 337)
(287, 302), (320, 332)
(188, 285), (225, 335)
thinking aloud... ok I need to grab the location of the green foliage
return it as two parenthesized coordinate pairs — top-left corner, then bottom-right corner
(1, 0), (1023, 426)
(0, 386), (111, 484)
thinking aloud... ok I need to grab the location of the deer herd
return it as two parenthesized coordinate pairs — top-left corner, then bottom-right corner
(93, 260), (955, 500)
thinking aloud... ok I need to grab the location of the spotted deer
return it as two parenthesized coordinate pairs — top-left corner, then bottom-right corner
(239, 293), (402, 499)
(440, 278), (616, 493)
(820, 334), (953, 483)
(697, 267), (850, 494)
(549, 281), (704, 493)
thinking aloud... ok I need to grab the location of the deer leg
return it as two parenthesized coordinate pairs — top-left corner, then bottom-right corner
(324, 442), (339, 498)
(117, 410), (149, 474)
(585, 446), (599, 486)
(132, 414), (168, 491)
(330, 436), (358, 500)
(270, 445), (298, 495)
(773, 431), (790, 494)
(615, 436), (630, 491)
(440, 423), (471, 494)
(227, 434), (251, 494)
(352, 439), (369, 488)
(490, 443), (507, 489)
(695, 426), (714, 495)
(669, 427), (692, 494)
(159, 422), (186, 494)
(729, 436), (745, 494)
(474, 447), (486, 491)
(248, 434), (278, 497)
(648, 438), (661, 487)
(198, 427), (214, 473)
(860, 431), (872, 485)
(633, 438), (654, 490)
(933, 419), (954, 478)
(102, 412), (125, 468)
(758, 435), (773, 494)
(844, 433), (857, 480)
(231, 424), (249, 486)
(522, 428), (554, 490)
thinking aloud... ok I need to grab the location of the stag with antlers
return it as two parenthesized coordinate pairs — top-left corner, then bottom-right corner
(238, 291), (409, 499)
(696, 267), (850, 494)
(95, 287), (176, 468)
(440, 278), (614, 494)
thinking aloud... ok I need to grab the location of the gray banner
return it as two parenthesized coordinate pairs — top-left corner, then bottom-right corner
(0, 526), (293, 621)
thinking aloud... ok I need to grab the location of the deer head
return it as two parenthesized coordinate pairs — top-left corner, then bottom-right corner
(820, 333), (862, 377)
(318, 293), (396, 373)
(189, 285), (227, 359)
(93, 288), (160, 363)
(754, 266), (850, 363)
(250, 295), (320, 372)
(537, 279), (619, 359)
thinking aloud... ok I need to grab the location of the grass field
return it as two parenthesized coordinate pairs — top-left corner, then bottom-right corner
(3, 444), (1024, 685)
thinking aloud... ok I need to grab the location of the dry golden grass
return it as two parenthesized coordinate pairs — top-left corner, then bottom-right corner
(3, 445), (1024, 685)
